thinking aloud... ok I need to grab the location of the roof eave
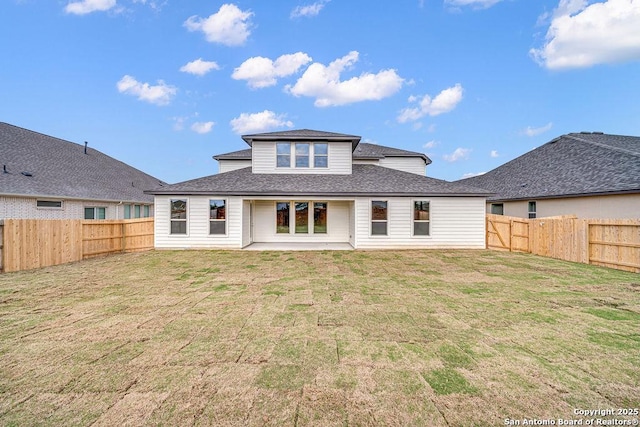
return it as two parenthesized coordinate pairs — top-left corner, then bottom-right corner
(488, 188), (640, 202)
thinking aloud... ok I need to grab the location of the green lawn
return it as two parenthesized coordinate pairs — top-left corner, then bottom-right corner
(0, 250), (638, 426)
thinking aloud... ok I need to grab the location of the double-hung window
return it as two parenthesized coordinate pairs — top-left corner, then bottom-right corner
(277, 143), (291, 168)
(84, 207), (106, 219)
(371, 201), (388, 236)
(170, 199), (187, 234)
(413, 201), (430, 236)
(209, 199), (226, 235)
(314, 143), (328, 168)
(295, 143), (310, 167)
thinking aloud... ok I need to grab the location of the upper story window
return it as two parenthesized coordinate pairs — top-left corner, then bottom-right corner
(314, 143), (328, 168)
(276, 142), (328, 168)
(295, 143), (310, 167)
(277, 143), (291, 167)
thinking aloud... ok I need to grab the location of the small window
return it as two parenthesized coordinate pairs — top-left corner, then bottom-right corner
(314, 202), (327, 234)
(170, 199), (187, 234)
(314, 143), (328, 168)
(134, 205), (141, 218)
(491, 203), (504, 215)
(295, 143), (310, 168)
(143, 205), (150, 218)
(124, 205), (131, 219)
(371, 200), (388, 236)
(528, 201), (537, 219)
(295, 202), (309, 233)
(84, 207), (106, 220)
(36, 200), (63, 209)
(276, 143), (291, 168)
(413, 201), (430, 236)
(209, 199), (226, 235)
(276, 202), (290, 233)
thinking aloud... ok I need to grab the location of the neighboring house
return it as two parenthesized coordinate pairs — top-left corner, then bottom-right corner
(1, 122), (165, 220)
(459, 132), (640, 219)
(148, 129), (491, 249)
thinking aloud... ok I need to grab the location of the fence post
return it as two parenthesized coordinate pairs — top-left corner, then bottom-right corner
(0, 220), (4, 273)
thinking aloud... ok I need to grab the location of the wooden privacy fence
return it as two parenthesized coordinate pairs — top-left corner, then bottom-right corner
(487, 214), (640, 273)
(0, 218), (154, 273)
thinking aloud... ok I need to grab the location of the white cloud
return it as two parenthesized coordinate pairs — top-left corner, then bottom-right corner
(184, 3), (253, 47)
(531, 0), (640, 69)
(490, 150), (499, 158)
(462, 171), (486, 178)
(230, 110), (294, 134)
(443, 147), (471, 162)
(116, 75), (177, 106)
(445, 0), (503, 9)
(65, 0), (116, 14)
(285, 51), (404, 107)
(191, 121), (215, 134)
(423, 140), (440, 149)
(180, 58), (220, 76)
(397, 84), (464, 123)
(291, 0), (330, 18)
(522, 122), (553, 137)
(232, 52), (312, 89)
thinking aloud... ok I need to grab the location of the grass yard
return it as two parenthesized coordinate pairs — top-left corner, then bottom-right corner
(0, 250), (639, 426)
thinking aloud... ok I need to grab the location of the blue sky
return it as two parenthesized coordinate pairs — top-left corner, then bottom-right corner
(2, 0), (639, 184)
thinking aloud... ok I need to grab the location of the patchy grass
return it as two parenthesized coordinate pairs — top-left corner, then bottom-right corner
(0, 249), (639, 426)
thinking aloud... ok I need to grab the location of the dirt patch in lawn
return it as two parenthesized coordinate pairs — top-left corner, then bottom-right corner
(1, 249), (639, 426)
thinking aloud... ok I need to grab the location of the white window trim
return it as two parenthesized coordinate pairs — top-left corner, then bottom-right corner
(528, 201), (537, 219)
(84, 206), (107, 220)
(412, 199), (431, 238)
(370, 199), (389, 237)
(274, 200), (329, 235)
(276, 142), (329, 169)
(36, 199), (64, 210)
(209, 199), (228, 236)
(170, 198), (189, 237)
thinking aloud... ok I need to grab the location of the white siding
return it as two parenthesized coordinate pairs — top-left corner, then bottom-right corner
(354, 197), (486, 249)
(219, 160), (251, 173)
(379, 157), (426, 176)
(252, 200), (350, 243)
(0, 196), (152, 220)
(490, 194), (640, 219)
(251, 141), (352, 174)
(242, 200), (252, 247)
(154, 195), (243, 249)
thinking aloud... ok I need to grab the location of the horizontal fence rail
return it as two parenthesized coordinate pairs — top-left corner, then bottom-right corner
(0, 218), (154, 273)
(487, 214), (640, 273)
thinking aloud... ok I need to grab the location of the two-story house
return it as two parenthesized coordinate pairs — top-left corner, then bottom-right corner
(148, 129), (491, 250)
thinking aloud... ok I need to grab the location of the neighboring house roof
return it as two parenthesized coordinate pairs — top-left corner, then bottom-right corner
(212, 142), (432, 164)
(147, 164), (491, 197)
(0, 122), (165, 203)
(459, 132), (640, 201)
(241, 129), (362, 150)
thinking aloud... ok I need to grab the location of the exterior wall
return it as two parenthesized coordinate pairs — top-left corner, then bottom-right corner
(488, 194), (640, 219)
(0, 196), (152, 220)
(354, 197), (486, 249)
(252, 200), (350, 243)
(218, 160), (252, 173)
(252, 141), (352, 174)
(242, 200), (252, 247)
(154, 195), (243, 249)
(352, 159), (378, 165)
(378, 157), (426, 176)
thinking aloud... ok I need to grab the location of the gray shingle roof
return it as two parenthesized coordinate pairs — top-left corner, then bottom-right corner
(147, 164), (491, 197)
(458, 132), (640, 201)
(213, 142), (432, 164)
(1, 122), (165, 203)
